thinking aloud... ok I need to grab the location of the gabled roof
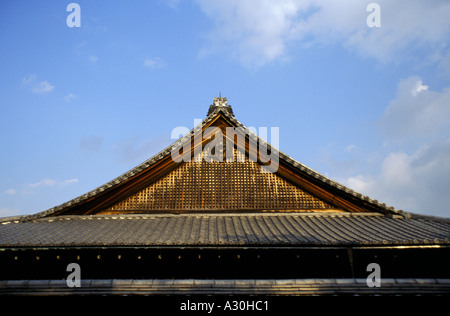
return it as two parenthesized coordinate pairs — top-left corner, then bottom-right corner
(16, 99), (408, 220)
(1, 97), (450, 251)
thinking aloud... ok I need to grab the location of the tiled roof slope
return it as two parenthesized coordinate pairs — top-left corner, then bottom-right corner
(1, 213), (449, 247)
(17, 102), (407, 219)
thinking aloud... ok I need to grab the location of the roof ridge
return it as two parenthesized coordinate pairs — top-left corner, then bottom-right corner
(5, 211), (388, 225)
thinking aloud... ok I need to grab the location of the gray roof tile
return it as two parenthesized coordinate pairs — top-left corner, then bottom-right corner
(1, 212), (449, 247)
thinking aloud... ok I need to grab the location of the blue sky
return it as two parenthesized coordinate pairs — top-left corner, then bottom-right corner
(1, 0), (450, 218)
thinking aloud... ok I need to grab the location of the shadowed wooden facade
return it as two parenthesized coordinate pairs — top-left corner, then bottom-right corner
(0, 97), (449, 295)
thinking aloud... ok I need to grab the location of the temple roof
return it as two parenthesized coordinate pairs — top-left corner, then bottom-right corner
(1, 96), (449, 248)
(10, 97), (408, 220)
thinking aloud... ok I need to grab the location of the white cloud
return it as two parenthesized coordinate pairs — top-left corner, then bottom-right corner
(196, 0), (450, 67)
(345, 175), (373, 194)
(31, 80), (54, 93)
(28, 178), (78, 188)
(22, 74), (36, 85)
(197, 0), (302, 67)
(344, 1), (450, 62)
(64, 93), (78, 102)
(3, 189), (16, 195)
(89, 55), (99, 63)
(345, 144), (357, 153)
(144, 57), (166, 69)
(338, 76), (450, 217)
(28, 178), (58, 188)
(22, 74), (55, 94)
(411, 80), (428, 97)
(60, 179), (79, 186)
(379, 76), (450, 140)
(344, 141), (450, 217)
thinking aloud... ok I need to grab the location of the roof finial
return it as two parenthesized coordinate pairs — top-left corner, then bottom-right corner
(208, 95), (234, 116)
(213, 94), (227, 107)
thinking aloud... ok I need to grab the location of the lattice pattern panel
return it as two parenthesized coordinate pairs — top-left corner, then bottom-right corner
(106, 151), (338, 211)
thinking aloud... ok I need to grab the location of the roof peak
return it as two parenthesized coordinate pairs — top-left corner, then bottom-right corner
(214, 95), (227, 107)
(207, 95), (234, 117)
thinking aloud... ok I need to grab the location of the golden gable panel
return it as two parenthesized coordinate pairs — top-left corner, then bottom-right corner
(104, 157), (341, 213)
